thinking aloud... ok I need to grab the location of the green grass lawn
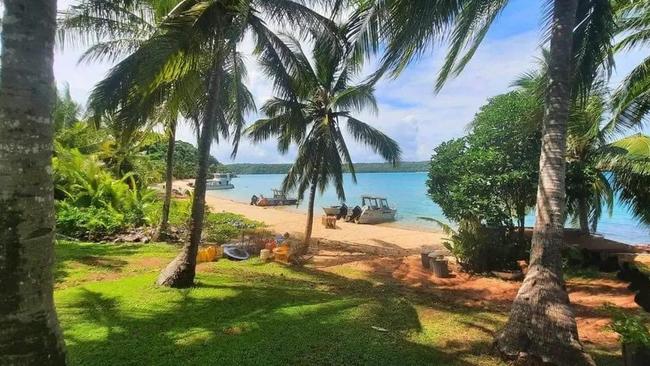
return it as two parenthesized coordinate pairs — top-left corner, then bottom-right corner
(54, 241), (620, 366)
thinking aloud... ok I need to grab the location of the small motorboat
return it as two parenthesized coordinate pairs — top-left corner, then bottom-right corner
(348, 195), (396, 224)
(255, 189), (298, 206)
(222, 245), (249, 261)
(206, 173), (234, 190)
(323, 204), (348, 219)
(323, 206), (342, 216)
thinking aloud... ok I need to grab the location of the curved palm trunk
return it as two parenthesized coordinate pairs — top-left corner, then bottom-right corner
(156, 118), (177, 240)
(0, 0), (67, 364)
(496, 1), (595, 365)
(157, 64), (222, 288)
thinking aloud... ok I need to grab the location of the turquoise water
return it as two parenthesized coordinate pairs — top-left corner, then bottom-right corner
(206, 172), (650, 245)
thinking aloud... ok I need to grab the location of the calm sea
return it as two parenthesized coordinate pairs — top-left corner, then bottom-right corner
(206, 172), (650, 245)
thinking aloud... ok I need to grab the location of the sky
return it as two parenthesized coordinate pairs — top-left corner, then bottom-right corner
(53, 0), (648, 164)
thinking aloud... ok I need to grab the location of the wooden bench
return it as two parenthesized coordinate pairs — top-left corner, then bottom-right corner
(321, 215), (337, 229)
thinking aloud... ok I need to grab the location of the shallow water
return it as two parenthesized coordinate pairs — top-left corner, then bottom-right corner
(206, 172), (650, 245)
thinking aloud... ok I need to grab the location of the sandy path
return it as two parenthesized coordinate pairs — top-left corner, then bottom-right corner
(172, 180), (445, 252)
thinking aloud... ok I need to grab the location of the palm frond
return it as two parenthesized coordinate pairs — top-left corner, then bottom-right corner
(345, 116), (401, 165)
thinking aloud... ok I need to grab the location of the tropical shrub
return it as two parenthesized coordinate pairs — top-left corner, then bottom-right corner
(53, 145), (156, 238)
(427, 91), (540, 229)
(56, 202), (125, 239)
(606, 305), (650, 347)
(145, 198), (193, 228)
(203, 212), (261, 244)
(434, 218), (525, 273)
(145, 198), (262, 243)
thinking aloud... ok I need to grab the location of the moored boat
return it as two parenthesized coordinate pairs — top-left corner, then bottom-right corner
(206, 173), (234, 190)
(255, 189), (298, 206)
(322, 206), (342, 216)
(348, 195), (396, 224)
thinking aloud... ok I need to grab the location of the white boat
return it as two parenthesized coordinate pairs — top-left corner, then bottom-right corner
(206, 173), (234, 190)
(322, 206), (343, 216)
(354, 195), (397, 224)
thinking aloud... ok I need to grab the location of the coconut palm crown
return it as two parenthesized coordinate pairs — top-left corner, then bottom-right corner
(247, 27), (401, 244)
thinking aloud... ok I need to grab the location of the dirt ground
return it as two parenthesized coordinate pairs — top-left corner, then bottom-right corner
(307, 250), (640, 349)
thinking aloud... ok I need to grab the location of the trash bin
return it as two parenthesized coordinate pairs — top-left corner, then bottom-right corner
(430, 257), (449, 278)
(421, 252), (431, 269)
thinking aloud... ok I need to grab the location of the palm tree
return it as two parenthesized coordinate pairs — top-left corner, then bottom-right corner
(565, 87), (616, 235)
(602, 133), (650, 225)
(86, 0), (337, 287)
(517, 67), (650, 234)
(0, 0), (67, 363)
(345, 0), (613, 363)
(612, 0), (650, 131)
(247, 29), (401, 247)
(54, 83), (82, 132)
(58, 0), (182, 239)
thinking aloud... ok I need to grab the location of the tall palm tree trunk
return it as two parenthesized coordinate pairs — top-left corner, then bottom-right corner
(578, 197), (590, 235)
(157, 63), (222, 288)
(0, 0), (67, 364)
(496, 1), (595, 365)
(303, 178), (319, 247)
(157, 118), (177, 240)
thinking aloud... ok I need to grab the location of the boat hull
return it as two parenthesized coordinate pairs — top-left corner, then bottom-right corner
(256, 198), (298, 206)
(357, 208), (397, 224)
(206, 183), (234, 190)
(322, 206), (341, 215)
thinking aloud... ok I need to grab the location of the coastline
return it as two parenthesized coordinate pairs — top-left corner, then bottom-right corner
(173, 180), (446, 251)
(169, 179), (649, 251)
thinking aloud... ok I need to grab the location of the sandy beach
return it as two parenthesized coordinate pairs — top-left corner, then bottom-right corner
(173, 180), (446, 253)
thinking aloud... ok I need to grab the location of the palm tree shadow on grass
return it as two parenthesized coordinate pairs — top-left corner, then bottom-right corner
(54, 241), (165, 286)
(287, 258), (625, 366)
(59, 267), (498, 366)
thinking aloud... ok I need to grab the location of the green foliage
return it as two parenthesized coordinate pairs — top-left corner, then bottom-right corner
(53, 83), (82, 132)
(247, 25), (400, 205)
(435, 218), (524, 273)
(55, 122), (110, 154)
(145, 198), (193, 229)
(56, 202), (125, 239)
(606, 305), (650, 346)
(53, 145), (156, 239)
(203, 212), (262, 244)
(145, 198), (262, 243)
(144, 140), (220, 179)
(427, 91), (540, 227)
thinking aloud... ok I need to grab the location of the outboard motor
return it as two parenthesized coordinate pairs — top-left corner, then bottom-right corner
(250, 194), (259, 205)
(348, 205), (362, 222)
(337, 204), (348, 220)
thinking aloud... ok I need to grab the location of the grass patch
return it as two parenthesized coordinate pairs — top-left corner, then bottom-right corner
(54, 242), (621, 366)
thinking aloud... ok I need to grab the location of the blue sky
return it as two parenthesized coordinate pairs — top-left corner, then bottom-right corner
(53, 0), (647, 164)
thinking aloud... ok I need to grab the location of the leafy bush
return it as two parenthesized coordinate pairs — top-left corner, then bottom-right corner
(54, 145), (156, 238)
(203, 212), (261, 244)
(433, 218), (525, 273)
(606, 305), (650, 347)
(145, 198), (193, 228)
(56, 202), (125, 239)
(427, 91), (540, 228)
(145, 198), (261, 243)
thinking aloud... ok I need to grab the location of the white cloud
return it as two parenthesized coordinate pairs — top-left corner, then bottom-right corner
(52, 2), (649, 164)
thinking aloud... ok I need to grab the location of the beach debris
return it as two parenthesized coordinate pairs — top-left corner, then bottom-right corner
(223, 245), (250, 261)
